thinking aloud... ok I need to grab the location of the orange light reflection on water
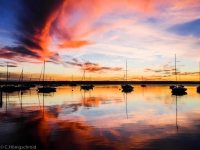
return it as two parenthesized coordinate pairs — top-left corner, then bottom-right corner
(0, 85), (200, 149)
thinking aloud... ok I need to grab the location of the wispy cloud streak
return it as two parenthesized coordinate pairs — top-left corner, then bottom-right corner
(62, 57), (122, 73)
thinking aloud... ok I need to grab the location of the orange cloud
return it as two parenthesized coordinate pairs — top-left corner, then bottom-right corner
(53, 0), (159, 39)
(4, 0), (200, 63)
(59, 40), (93, 48)
(171, 0), (200, 8)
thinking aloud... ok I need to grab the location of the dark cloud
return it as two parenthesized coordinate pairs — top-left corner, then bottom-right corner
(144, 64), (175, 74)
(176, 72), (199, 76)
(0, 46), (40, 62)
(0, 64), (17, 68)
(0, 0), (66, 62)
(144, 65), (198, 78)
(62, 57), (122, 73)
(17, 0), (64, 38)
(4, 46), (39, 57)
(47, 53), (62, 64)
(144, 68), (174, 73)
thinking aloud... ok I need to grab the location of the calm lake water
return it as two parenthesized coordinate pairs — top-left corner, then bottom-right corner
(0, 85), (200, 150)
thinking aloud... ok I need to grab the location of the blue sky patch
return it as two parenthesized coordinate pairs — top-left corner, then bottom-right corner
(167, 18), (200, 37)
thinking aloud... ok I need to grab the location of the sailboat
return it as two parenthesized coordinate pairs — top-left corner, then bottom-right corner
(169, 85), (175, 89)
(89, 76), (94, 88)
(171, 54), (187, 95)
(121, 61), (133, 92)
(17, 68), (30, 91)
(24, 75), (36, 87)
(80, 71), (93, 90)
(37, 61), (56, 93)
(197, 62), (200, 93)
(141, 76), (146, 87)
(1, 63), (18, 92)
(69, 74), (77, 86)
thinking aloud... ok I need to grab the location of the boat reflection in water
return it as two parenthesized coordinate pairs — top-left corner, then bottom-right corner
(172, 91), (187, 96)
(69, 75), (77, 87)
(80, 85), (93, 90)
(1, 85), (200, 150)
(197, 86), (200, 93)
(37, 86), (56, 93)
(172, 91), (187, 133)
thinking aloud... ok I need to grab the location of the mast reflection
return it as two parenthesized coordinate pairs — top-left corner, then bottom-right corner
(123, 92), (129, 119)
(122, 89), (133, 119)
(172, 92), (186, 133)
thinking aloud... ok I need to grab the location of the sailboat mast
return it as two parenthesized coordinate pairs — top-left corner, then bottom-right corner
(43, 61), (45, 82)
(124, 71), (125, 81)
(22, 68), (23, 85)
(19, 70), (22, 82)
(199, 62), (200, 84)
(6, 62), (8, 87)
(126, 60), (127, 82)
(175, 54), (177, 86)
(84, 70), (85, 82)
(39, 67), (43, 82)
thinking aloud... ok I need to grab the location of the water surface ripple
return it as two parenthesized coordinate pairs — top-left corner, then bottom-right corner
(0, 85), (200, 150)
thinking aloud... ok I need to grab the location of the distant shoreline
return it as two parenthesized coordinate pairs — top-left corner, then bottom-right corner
(0, 81), (199, 85)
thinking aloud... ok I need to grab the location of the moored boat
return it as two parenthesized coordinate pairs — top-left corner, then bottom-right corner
(37, 61), (56, 93)
(17, 68), (30, 91)
(80, 71), (93, 90)
(172, 85), (187, 94)
(141, 84), (146, 87)
(121, 61), (133, 92)
(37, 86), (56, 93)
(69, 75), (77, 86)
(169, 85), (175, 89)
(121, 84), (133, 92)
(141, 76), (146, 87)
(1, 85), (19, 92)
(70, 83), (77, 86)
(81, 85), (93, 90)
(1, 63), (19, 92)
(171, 54), (187, 95)
(17, 85), (30, 91)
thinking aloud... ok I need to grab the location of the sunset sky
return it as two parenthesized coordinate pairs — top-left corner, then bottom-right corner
(0, 0), (200, 81)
